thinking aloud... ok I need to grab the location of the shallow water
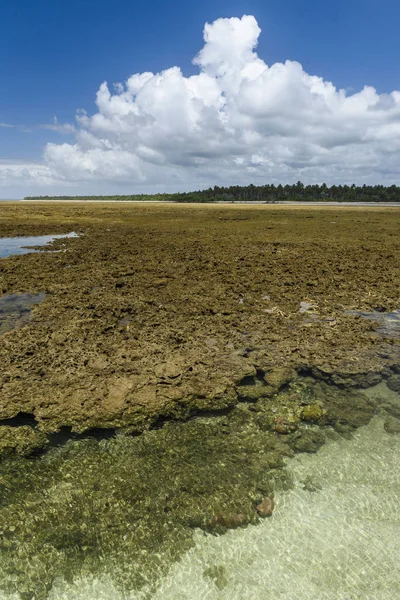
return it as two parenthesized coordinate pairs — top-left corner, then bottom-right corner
(35, 415), (400, 600)
(0, 232), (78, 258)
(0, 292), (46, 334)
(347, 309), (400, 339)
(0, 377), (399, 599)
(150, 416), (400, 600)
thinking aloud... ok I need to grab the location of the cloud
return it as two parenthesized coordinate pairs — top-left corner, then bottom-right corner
(3, 14), (400, 193)
(0, 118), (74, 135)
(0, 160), (54, 184)
(39, 117), (76, 135)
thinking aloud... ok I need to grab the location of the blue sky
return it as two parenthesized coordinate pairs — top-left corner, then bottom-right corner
(2, 0), (400, 197)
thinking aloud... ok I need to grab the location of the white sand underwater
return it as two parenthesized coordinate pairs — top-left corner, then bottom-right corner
(7, 413), (396, 600)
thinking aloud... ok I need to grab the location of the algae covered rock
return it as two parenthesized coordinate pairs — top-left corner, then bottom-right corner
(301, 475), (322, 492)
(273, 415), (298, 434)
(207, 512), (250, 529)
(384, 415), (400, 435)
(237, 385), (273, 402)
(387, 375), (400, 394)
(203, 565), (229, 590)
(0, 409), (290, 598)
(255, 411), (274, 432)
(0, 426), (48, 457)
(331, 371), (382, 389)
(1, 203), (400, 439)
(264, 367), (297, 389)
(256, 496), (275, 517)
(315, 383), (376, 429)
(301, 403), (325, 422)
(292, 429), (325, 453)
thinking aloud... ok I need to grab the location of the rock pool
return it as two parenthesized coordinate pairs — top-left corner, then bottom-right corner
(37, 414), (400, 600)
(0, 292), (46, 335)
(347, 308), (400, 339)
(0, 232), (78, 259)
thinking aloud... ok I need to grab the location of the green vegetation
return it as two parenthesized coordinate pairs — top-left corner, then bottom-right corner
(25, 181), (400, 202)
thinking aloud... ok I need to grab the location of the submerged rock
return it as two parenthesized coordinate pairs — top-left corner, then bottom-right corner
(274, 416), (298, 434)
(387, 375), (400, 394)
(0, 426), (48, 457)
(301, 475), (322, 492)
(256, 496), (275, 517)
(207, 512), (250, 529)
(203, 564), (229, 590)
(331, 371), (383, 389)
(301, 403), (325, 422)
(292, 429), (325, 453)
(237, 385), (273, 402)
(0, 410), (287, 597)
(317, 384), (377, 429)
(264, 367), (297, 389)
(384, 416), (400, 435)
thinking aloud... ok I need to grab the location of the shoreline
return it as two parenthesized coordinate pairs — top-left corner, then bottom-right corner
(15, 199), (400, 206)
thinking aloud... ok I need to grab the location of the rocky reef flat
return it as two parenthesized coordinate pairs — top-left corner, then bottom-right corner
(0, 202), (400, 598)
(0, 202), (399, 439)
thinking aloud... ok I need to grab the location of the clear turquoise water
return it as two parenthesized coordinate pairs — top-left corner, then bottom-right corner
(149, 412), (400, 600)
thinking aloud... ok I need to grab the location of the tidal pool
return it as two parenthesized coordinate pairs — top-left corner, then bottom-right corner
(347, 309), (400, 339)
(0, 376), (399, 599)
(0, 232), (78, 259)
(0, 292), (46, 334)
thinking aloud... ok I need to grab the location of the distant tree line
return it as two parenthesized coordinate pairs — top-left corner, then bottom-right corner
(24, 182), (400, 203)
(23, 194), (168, 202)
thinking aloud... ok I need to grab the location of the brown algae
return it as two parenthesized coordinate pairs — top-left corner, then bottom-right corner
(0, 203), (399, 433)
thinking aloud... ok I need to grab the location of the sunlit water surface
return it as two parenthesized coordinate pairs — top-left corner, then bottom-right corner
(1, 412), (397, 600)
(0, 232), (78, 258)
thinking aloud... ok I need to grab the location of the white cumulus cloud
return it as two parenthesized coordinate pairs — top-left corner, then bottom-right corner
(3, 14), (400, 195)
